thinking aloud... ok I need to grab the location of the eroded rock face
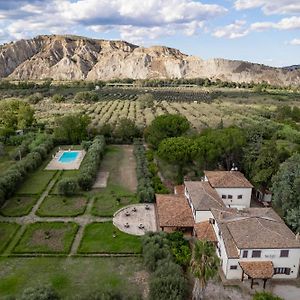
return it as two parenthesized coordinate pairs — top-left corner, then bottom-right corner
(0, 34), (299, 86)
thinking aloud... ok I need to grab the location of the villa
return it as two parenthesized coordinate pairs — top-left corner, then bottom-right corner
(156, 169), (300, 286)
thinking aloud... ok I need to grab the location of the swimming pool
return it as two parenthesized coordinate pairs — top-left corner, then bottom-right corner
(58, 151), (80, 163)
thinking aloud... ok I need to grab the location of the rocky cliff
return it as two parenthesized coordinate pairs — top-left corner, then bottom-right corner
(0, 35), (299, 86)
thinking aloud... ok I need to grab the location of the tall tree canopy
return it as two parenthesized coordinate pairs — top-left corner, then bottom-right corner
(54, 114), (90, 144)
(0, 99), (35, 130)
(145, 114), (190, 149)
(272, 153), (300, 232)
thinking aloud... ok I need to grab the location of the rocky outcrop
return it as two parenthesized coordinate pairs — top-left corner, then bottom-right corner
(0, 34), (299, 86)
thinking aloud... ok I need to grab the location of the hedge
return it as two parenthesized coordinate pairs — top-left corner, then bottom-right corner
(77, 135), (105, 190)
(0, 137), (55, 206)
(133, 139), (155, 202)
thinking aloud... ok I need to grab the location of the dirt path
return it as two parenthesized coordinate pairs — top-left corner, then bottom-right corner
(117, 145), (137, 192)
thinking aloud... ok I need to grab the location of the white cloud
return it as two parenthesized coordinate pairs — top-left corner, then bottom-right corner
(0, 0), (227, 43)
(289, 38), (300, 45)
(213, 20), (249, 39)
(251, 16), (300, 31)
(234, 0), (300, 15)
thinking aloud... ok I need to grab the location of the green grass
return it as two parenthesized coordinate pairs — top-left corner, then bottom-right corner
(50, 170), (80, 195)
(0, 223), (21, 253)
(16, 168), (56, 195)
(78, 222), (142, 254)
(91, 184), (137, 217)
(37, 195), (87, 217)
(13, 222), (78, 254)
(0, 196), (38, 217)
(0, 257), (143, 299)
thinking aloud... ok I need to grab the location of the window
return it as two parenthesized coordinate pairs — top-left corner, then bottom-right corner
(228, 195), (233, 199)
(252, 250), (261, 258)
(242, 250), (248, 258)
(238, 195), (243, 199)
(280, 250), (289, 257)
(230, 265), (238, 270)
(274, 267), (291, 275)
(222, 195), (227, 199)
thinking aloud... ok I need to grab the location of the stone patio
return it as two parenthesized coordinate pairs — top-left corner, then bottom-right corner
(113, 204), (158, 236)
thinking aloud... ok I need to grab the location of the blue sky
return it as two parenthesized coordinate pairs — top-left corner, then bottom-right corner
(0, 0), (299, 67)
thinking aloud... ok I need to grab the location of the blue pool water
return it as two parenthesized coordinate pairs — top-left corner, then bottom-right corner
(58, 151), (80, 163)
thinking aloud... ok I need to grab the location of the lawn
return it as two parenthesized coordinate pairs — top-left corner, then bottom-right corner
(0, 223), (21, 253)
(0, 257), (144, 299)
(37, 195), (87, 217)
(13, 222), (78, 254)
(16, 168), (56, 195)
(78, 222), (142, 254)
(92, 184), (137, 217)
(0, 196), (38, 217)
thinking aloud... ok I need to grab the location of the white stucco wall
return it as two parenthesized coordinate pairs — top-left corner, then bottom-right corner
(195, 210), (213, 223)
(215, 187), (252, 209)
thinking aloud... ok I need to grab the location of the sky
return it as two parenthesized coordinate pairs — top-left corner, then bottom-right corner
(0, 0), (299, 67)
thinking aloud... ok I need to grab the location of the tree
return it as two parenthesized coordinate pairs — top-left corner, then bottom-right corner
(272, 153), (300, 232)
(58, 178), (78, 196)
(0, 99), (35, 130)
(54, 114), (90, 144)
(114, 118), (141, 143)
(0, 142), (4, 157)
(253, 291), (283, 300)
(20, 285), (60, 300)
(252, 141), (280, 190)
(145, 114), (190, 149)
(190, 240), (220, 300)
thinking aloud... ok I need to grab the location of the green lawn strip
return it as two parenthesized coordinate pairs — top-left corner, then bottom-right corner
(0, 146), (17, 175)
(16, 168), (56, 195)
(0, 196), (38, 217)
(36, 195), (87, 217)
(91, 184), (137, 217)
(0, 223), (21, 253)
(78, 222), (141, 254)
(50, 170), (80, 195)
(0, 257), (143, 299)
(13, 222), (78, 254)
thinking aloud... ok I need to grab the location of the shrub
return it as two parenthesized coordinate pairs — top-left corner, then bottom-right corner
(58, 178), (79, 196)
(75, 91), (99, 103)
(77, 136), (105, 190)
(19, 285), (60, 300)
(52, 94), (65, 103)
(81, 140), (92, 151)
(27, 92), (43, 104)
(253, 291), (283, 300)
(149, 259), (187, 300)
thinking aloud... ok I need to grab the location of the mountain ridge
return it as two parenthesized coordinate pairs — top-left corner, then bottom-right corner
(0, 35), (299, 86)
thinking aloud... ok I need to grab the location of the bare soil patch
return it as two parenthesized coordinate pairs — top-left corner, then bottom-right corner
(31, 229), (65, 252)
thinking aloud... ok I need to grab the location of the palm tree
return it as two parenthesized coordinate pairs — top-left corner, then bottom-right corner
(190, 240), (220, 300)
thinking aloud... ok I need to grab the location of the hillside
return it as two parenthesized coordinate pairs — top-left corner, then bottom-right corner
(0, 35), (300, 86)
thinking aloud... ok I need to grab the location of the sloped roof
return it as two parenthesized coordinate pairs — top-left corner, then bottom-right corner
(205, 171), (253, 188)
(174, 185), (185, 196)
(156, 194), (194, 228)
(239, 261), (274, 279)
(194, 221), (217, 243)
(184, 181), (224, 211)
(211, 208), (300, 258)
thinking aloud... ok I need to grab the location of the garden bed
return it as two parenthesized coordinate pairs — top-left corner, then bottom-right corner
(0, 223), (21, 253)
(13, 222), (78, 254)
(0, 196), (38, 217)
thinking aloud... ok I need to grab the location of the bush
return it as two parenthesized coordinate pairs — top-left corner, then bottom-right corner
(149, 259), (187, 300)
(58, 178), (79, 196)
(52, 94), (65, 103)
(77, 136), (105, 190)
(253, 291), (283, 300)
(75, 91), (99, 103)
(27, 92), (43, 104)
(19, 285), (60, 300)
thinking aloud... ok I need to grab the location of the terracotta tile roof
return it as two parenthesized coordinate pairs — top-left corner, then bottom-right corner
(194, 221), (217, 243)
(211, 208), (300, 258)
(205, 171), (253, 188)
(174, 185), (185, 196)
(184, 181), (224, 211)
(239, 261), (274, 279)
(156, 194), (194, 228)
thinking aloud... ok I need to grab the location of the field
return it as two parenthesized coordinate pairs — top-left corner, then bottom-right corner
(32, 87), (300, 132)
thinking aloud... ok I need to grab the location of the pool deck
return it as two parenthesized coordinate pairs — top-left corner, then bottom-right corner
(45, 150), (86, 170)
